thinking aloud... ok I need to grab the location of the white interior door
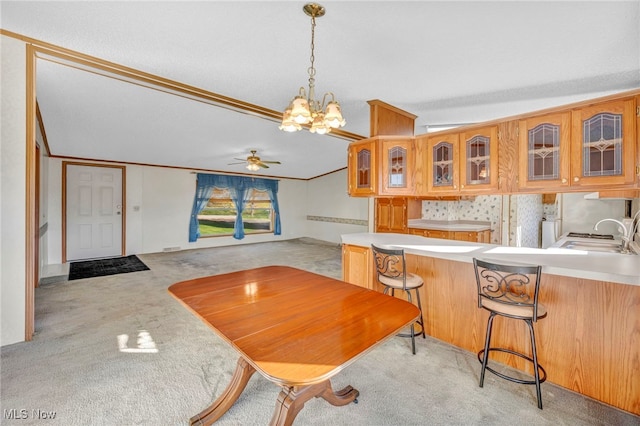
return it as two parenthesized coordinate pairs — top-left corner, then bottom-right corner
(66, 164), (123, 261)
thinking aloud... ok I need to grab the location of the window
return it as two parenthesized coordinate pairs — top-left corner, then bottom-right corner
(198, 188), (274, 237)
(188, 173), (281, 242)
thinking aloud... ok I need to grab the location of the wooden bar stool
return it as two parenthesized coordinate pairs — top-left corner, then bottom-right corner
(371, 244), (426, 354)
(473, 258), (547, 409)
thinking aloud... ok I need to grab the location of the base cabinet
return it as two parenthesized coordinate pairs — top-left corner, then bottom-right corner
(341, 244), (371, 289)
(409, 228), (490, 242)
(453, 230), (491, 242)
(340, 243), (640, 415)
(375, 198), (408, 233)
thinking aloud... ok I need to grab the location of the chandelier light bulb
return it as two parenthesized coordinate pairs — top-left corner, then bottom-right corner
(324, 101), (345, 128)
(290, 95), (311, 124)
(278, 108), (302, 132)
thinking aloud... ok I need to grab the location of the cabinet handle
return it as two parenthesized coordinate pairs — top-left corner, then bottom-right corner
(561, 178), (567, 184)
(574, 176), (579, 182)
(461, 184), (465, 189)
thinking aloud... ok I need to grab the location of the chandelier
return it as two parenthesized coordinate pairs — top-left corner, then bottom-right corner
(279, 3), (345, 135)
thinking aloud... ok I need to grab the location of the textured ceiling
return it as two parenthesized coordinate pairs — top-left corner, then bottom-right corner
(2, 1), (639, 179)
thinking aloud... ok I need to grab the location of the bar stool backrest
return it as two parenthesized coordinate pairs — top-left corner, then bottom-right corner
(372, 244), (407, 290)
(473, 258), (543, 321)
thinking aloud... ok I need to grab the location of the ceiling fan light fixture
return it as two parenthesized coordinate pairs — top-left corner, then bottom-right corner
(246, 163), (261, 171)
(279, 3), (345, 135)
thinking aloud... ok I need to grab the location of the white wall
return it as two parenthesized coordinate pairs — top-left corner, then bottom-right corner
(560, 192), (628, 235)
(305, 169), (369, 244)
(37, 117), (50, 277)
(1, 35), (27, 346)
(43, 160), (362, 267)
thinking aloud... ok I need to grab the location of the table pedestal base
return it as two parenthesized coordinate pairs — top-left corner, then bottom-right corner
(190, 357), (359, 426)
(270, 380), (359, 426)
(190, 357), (256, 425)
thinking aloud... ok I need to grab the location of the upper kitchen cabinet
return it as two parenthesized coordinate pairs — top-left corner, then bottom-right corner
(347, 136), (415, 196)
(379, 137), (415, 195)
(518, 112), (571, 191)
(348, 139), (376, 196)
(459, 126), (499, 193)
(570, 98), (637, 188)
(426, 133), (460, 193)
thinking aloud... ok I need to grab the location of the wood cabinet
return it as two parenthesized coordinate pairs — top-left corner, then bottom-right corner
(379, 137), (415, 195)
(341, 244), (371, 289)
(518, 112), (571, 191)
(426, 133), (459, 193)
(570, 97), (637, 188)
(341, 243), (640, 415)
(347, 139), (376, 196)
(423, 126), (499, 195)
(408, 227), (490, 242)
(453, 230), (490, 242)
(408, 228), (450, 239)
(459, 126), (499, 193)
(368, 99), (416, 137)
(348, 136), (414, 196)
(349, 89), (640, 198)
(375, 197), (408, 233)
(518, 98), (637, 192)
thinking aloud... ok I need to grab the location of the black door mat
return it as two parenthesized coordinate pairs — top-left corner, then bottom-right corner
(68, 255), (149, 280)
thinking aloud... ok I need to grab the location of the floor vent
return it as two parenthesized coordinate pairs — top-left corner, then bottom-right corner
(163, 246), (181, 252)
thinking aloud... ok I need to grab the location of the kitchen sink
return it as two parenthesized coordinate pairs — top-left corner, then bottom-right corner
(560, 240), (633, 254)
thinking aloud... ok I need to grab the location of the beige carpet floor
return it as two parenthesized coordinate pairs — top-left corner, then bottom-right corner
(1, 238), (638, 425)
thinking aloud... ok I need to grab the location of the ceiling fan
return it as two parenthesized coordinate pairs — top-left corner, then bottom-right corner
(228, 150), (281, 171)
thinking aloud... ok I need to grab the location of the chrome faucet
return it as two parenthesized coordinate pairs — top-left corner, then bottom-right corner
(594, 211), (640, 254)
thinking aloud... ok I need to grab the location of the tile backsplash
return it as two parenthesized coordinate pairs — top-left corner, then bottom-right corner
(509, 194), (544, 247)
(421, 195), (502, 243)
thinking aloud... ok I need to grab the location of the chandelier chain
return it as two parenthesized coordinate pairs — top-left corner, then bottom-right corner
(308, 15), (317, 96)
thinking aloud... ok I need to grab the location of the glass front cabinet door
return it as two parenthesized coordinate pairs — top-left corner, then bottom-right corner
(459, 126), (498, 192)
(518, 112), (571, 190)
(379, 138), (414, 195)
(570, 98), (636, 188)
(348, 139), (376, 196)
(427, 133), (459, 193)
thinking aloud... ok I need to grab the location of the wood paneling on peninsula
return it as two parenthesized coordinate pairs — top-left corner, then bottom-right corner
(342, 243), (640, 415)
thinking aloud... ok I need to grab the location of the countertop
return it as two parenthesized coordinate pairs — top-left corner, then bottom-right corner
(341, 232), (640, 286)
(407, 220), (491, 231)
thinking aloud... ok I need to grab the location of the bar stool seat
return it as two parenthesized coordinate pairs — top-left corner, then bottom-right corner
(371, 244), (426, 355)
(377, 272), (424, 289)
(473, 258), (547, 409)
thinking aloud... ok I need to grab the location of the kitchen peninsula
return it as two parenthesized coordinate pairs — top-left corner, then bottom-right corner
(341, 233), (640, 415)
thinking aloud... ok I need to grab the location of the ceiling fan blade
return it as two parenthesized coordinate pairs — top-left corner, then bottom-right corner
(261, 160), (281, 164)
(258, 162), (269, 169)
(233, 157), (247, 161)
(227, 161), (245, 165)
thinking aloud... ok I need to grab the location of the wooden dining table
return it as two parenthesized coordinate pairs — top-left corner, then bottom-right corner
(168, 265), (420, 426)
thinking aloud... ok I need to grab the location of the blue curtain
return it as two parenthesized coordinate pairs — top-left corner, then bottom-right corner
(231, 185), (247, 240)
(188, 173), (281, 241)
